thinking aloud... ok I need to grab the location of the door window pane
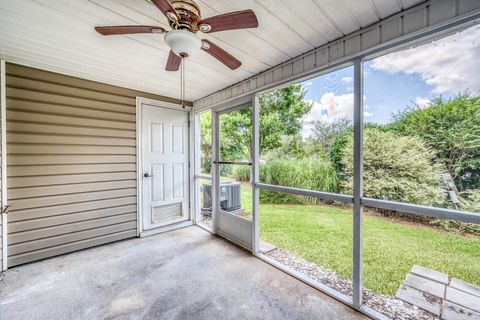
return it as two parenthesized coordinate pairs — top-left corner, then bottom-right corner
(219, 106), (252, 163)
(197, 111), (213, 230)
(219, 164), (252, 221)
(199, 111), (212, 176)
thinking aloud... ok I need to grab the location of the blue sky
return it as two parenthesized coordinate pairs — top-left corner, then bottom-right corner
(300, 24), (480, 129)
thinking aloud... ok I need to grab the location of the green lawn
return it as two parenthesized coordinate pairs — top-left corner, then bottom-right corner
(235, 184), (480, 296)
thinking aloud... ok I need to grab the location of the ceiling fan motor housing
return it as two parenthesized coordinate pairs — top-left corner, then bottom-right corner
(169, 0), (203, 32)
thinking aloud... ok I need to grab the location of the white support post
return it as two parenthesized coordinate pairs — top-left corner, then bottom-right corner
(193, 113), (201, 225)
(252, 95), (260, 253)
(188, 109), (195, 226)
(212, 111), (219, 234)
(1, 59), (7, 271)
(352, 58), (364, 307)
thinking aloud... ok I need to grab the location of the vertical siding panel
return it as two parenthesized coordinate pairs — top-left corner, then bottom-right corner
(315, 49), (328, 68)
(5, 63), (181, 267)
(402, 8), (427, 34)
(293, 58), (304, 76)
(345, 36), (362, 56)
(303, 54), (316, 71)
(329, 41), (345, 61)
(458, 0), (480, 14)
(361, 28), (380, 50)
(282, 63), (293, 79)
(429, 0), (456, 25)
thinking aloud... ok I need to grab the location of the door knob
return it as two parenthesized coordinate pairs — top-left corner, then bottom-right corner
(144, 173), (152, 178)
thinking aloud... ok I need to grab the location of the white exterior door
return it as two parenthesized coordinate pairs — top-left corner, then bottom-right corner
(141, 104), (189, 231)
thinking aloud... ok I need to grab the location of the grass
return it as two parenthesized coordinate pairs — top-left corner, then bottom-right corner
(234, 184), (480, 296)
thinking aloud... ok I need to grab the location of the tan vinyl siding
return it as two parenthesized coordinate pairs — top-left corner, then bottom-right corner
(5, 63), (186, 267)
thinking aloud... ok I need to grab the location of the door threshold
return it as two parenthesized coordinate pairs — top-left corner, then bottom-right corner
(139, 220), (193, 237)
(195, 222), (214, 234)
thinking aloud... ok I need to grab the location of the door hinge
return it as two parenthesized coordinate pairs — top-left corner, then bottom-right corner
(1, 205), (10, 214)
(188, 121), (191, 128)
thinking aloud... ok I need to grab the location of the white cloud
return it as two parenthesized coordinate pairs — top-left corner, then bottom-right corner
(303, 92), (354, 123)
(414, 97), (431, 108)
(364, 104), (373, 117)
(303, 92), (373, 123)
(341, 76), (353, 84)
(302, 92), (373, 135)
(371, 25), (480, 94)
(303, 81), (313, 86)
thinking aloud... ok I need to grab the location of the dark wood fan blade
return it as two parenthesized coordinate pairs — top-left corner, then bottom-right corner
(199, 10), (258, 33)
(95, 26), (165, 35)
(202, 40), (241, 70)
(151, 0), (179, 21)
(166, 50), (182, 71)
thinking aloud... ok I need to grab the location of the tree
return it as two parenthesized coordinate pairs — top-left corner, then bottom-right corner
(308, 118), (352, 149)
(340, 128), (444, 206)
(218, 84), (312, 160)
(389, 94), (480, 190)
(267, 133), (313, 160)
(329, 127), (352, 182)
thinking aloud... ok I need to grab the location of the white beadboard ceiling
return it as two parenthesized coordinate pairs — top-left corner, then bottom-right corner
(0, 0), (424, 101)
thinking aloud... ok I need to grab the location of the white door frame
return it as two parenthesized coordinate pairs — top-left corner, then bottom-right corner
(136, 97), (194, 237)
(1, 59), (8, 271)
(211, 102), (257, 251)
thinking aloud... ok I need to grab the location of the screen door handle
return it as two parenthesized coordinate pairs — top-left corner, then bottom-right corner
(214, 161), (252, 166)
(144, 173), (153, 178)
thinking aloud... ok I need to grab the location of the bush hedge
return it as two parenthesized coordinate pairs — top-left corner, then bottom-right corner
(389, 94), (480, 191)
(232, 157), (338, 204)
(340, 128), (444, 206)
(232, 166), (251, 182)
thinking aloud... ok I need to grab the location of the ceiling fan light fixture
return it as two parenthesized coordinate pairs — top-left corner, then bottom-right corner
(164, 30), (202, 57)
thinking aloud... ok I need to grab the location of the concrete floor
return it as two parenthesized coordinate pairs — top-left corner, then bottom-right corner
(0, 226), (366, 320)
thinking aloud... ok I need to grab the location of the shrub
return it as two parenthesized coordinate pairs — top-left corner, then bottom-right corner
(261, 158), (338, 204)
(389, 94), (480, 191)
(459, 189), (480, 212)
(430, 219), (480, 236)
(340, 128), (444, 206)
(260, 190), (304, 204)
(330, 128), (352, 181)
(232, 166), (251, 182)
(230, 157), (338, 203)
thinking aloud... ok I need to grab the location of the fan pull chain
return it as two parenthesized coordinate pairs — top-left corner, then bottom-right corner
(180, 57), (186, 109)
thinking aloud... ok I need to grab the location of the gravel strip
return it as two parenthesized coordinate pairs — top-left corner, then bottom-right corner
(267, 248), (438, 320)
(198, 214), (437, 319)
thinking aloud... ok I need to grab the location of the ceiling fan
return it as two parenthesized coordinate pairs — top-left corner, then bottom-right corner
(95, 0), (259, 71)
